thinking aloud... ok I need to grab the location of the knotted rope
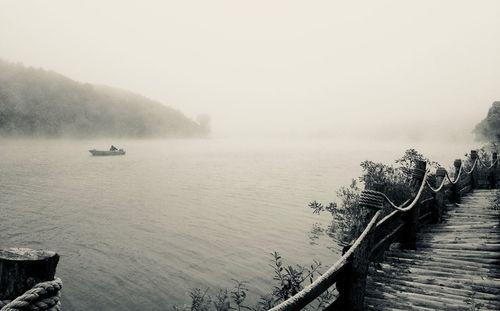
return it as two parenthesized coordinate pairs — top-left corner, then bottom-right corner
(0, 278), (62, 311)
(359, 190), (385, 210)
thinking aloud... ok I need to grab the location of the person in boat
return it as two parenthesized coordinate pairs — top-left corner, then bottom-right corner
(110, 145), (118, 151)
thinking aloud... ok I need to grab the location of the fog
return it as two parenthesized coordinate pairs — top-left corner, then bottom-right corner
(1, 0), (499, 141)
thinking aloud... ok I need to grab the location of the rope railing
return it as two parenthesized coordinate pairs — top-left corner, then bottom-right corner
(427, 155), (498, 193)
(426, 177), (446, 193)
(444, 165), (462, 185)
(361, 169), (430, 212)
(366, 156), (485, 205)
(463, 158), (478, 175)
(268, 210), (383, 311)
(477, 156), (499, 169)
(269, 148), (498, 311)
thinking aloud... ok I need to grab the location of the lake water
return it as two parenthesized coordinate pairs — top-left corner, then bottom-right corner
(0, 138), (474, 310)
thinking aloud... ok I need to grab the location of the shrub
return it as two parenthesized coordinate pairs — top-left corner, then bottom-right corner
(173, 252), (329, 311)
(310, 149), (435, 244)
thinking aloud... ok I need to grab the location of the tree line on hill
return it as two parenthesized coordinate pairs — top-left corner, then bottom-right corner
(0, 59), (208, 138)
(474, 101), (500, 142)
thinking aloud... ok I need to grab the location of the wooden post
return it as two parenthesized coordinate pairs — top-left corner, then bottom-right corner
(333, 183), (383, 311)
(492, 152), (498, 189)
(401, 160), (426, 250)
(470, 150), (478, 190)
(431, 167), (446, 223)
(334, 224), (377, 311)
(0, 248), (59, 301)
(452, 159), (462, 203)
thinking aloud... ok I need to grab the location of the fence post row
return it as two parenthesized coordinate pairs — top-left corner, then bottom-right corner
(328, 150), (498, 311)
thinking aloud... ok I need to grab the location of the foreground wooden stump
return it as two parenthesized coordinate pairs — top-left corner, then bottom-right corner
(0, 248), (59, 301)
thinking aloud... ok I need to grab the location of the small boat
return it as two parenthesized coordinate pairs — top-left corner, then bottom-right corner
(89, 149), (126, 156)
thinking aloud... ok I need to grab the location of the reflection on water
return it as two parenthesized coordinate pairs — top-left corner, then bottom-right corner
(0, 138), (474, 310)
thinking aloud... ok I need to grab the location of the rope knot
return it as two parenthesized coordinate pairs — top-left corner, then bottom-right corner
(359, 190), (385, 210)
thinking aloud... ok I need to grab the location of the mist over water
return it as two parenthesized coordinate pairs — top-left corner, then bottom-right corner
(0, 138), (476, 310)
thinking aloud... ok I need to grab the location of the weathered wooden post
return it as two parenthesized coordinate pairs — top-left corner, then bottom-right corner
(492, 152), (498, 188)
(0, 248), (59, 302)
(335, 240), (374, 311)
(470, 150), (478, 190)
(451, 159), (462, 203)
(334, 184), (383, 311)
(401, 160), (426, 250)
(431, 167), (446, 224)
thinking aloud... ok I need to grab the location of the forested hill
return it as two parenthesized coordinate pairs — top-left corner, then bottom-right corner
(474, 101), (499, 142)
(0, 60), (208, 138)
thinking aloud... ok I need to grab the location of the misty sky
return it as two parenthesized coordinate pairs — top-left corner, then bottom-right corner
(1, 1), (499, 140)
